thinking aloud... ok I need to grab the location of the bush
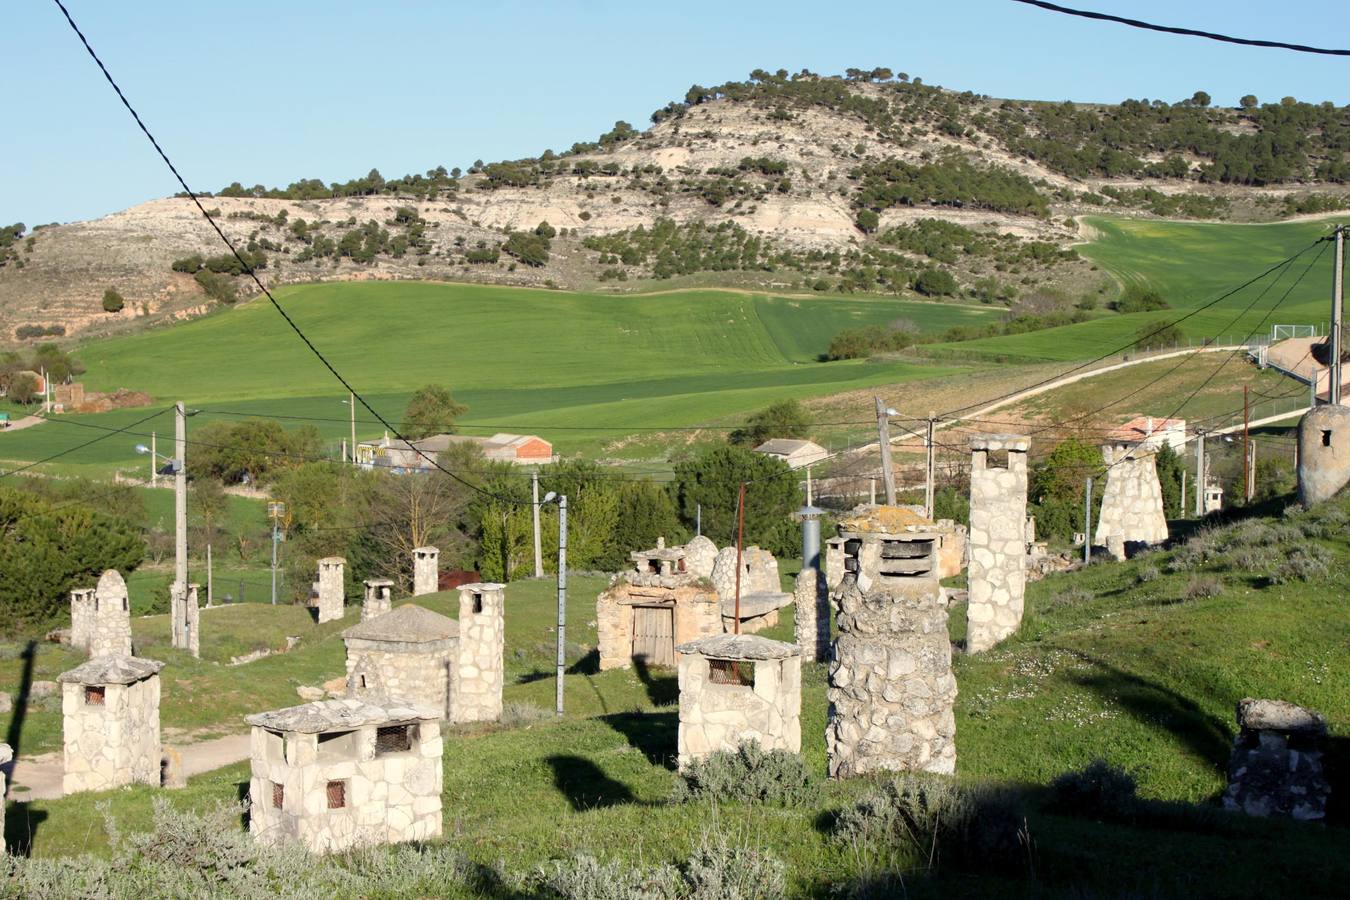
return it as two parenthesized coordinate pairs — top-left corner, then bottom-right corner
(194, 269), (238, 303)
(671, 742), (813, 806)
(102, 287), (125, 313)
(1135, 318), (1183, 349)
(465, 247), (500, 264)
(1184, 575), (1224, 600)
(1049, 759), (1138, 818)
(15, 324), (65, 339)
(503, 231), (551, 267)
(914, 266), (957, 296)
(1136, 564), (1160, 584)
(1113, 285), (1170, 313)
(1269, 547), (1331, 584)
(833, 775), (1028, 876)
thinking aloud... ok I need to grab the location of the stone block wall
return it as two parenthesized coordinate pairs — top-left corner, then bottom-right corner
(710, 546), (780, 602)
(61, 675), (161, 794)
(248, 721), (443, 853)
(345, 640), (454, 718)
(793, 568), (830, 662)
(683, 535), (718, 578)
(1094, 446), (1168, 559)
(596, 581), (721, 671)
(1297, 405), (1350, 505)
(451, 585), (505, 723)
(90, 570), (133, 658)
(362, 580), (394, 622)
(1222, 698), (1329, 821)
(70, 587), (95, 653)
(967, 435), (1029, 654)
(676, 639), (801, 769)
(827, 576), (956, 777)
(412, 547), (439, 596)
(316, 558), (346, 624)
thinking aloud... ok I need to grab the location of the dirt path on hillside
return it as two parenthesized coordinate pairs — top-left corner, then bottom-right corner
(0, 415), (45, 432)
(3, 732), (251, 802)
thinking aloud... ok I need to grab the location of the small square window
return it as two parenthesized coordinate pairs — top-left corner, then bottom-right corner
(326, 780), (346, 810)
(84, 685), (105, 706)
(1323, 429), (1333, 448)
(271, 781), (284, 809)
(984, 449), (1009, 469)
(376, 724), (414, 754)
(708, 659), (754, 687)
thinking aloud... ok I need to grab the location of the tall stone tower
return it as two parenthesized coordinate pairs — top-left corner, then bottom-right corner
(452, 582), (506, 723)
(966, 434), (1029, 654)
(90, 570), (133, 658)
(412, 546), (439, 596)
(70, 586), (96, 653)
(316, 557), (346, 624)
(1094, 445), (1168, 559)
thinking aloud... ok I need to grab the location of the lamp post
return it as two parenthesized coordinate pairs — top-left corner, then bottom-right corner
(540, 491), (567, 716)
(340, 394), (357, 463)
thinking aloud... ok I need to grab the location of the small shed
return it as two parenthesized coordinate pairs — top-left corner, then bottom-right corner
(246, 698), (443, 853)
(753, 438), (829, 469)
(343, 605), (458, 718)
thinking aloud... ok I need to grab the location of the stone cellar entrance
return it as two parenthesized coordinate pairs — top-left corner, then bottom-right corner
(632, 605), (675, 666)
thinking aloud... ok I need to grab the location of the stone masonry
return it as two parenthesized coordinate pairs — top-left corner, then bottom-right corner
(412, 546), (439, 596)
(0, 742), (10, 853)
(792, 567), (830, 662)
(451, 583), (506, 724)
(710, 545), (780, 602)
(70, 586), (96, 653)
(683, 535), (718, 578)
(58, 655), (164, 795)
(344, 605), (457, 719)
(89, 569), (133, 658)
(824, 509), (966, 591)
(826, 574), (956, 777)
(246, 698), (442, 854)
(677, 633), (801, 769)
(597, 566), (721, 671)
(1222, 698), (1330, 821)
(1297, 405), (1350, 505)
(1094, 445), (1168, 560)
(966, 434), (1029, 654)
(316, 557), (346, 624)
(362, 579), (394, 622)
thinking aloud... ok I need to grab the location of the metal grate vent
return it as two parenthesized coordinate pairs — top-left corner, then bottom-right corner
(84, 685), (105, 705)
(376, 724), (413, 754)
(271, 781), (284, 810)
(326, 780), (346, 810)
(708, 659), (753, 687)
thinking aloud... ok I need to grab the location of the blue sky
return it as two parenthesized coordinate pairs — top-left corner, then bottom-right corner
(6, 1), (1350, 225)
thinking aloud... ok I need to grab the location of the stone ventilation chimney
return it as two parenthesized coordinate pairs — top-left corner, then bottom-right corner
(316, 558), (346, 624)
(362, 579), (394, 622)
(452, 583), (506, 723)
(966, 434), (1030, 654)
(90, 570), (133, 658)
(412, 546), (440, 596)
(58, 655), (164, 795)
(70, 587), (96, 654)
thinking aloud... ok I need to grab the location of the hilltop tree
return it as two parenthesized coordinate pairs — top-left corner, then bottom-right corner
(402, 384), (468, 439)
(729, 400), (811, 447)
(1190, 91), (1212, 107)
(1240, 94), (1259, 110)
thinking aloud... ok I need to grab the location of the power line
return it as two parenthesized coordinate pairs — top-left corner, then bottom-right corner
(1010, 0), (1350, 56)
(50, 0), (522, 507)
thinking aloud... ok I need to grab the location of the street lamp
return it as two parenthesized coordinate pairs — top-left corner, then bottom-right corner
(540, 490), (567, 716)
(340, 392), (356, 463)
(134, 443), (181, 476)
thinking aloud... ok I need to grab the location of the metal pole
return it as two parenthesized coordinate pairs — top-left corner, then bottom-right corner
(174, 401), (187, 645)
(206, 543), (213, 607)
(150, 431), (157, 485)
(924, 414), (936, 519)
(555, 495), (567, 717)
(806, 467), (813, 506)
(532, 471), (543, 578)
(1243, 386), (1250, 502)
(875, 397), (897, 505)
(1083, 476), (1093, 565)
(271, 519), (279, 605)
(1180, 469), (1187, 519)
(1332, 225), (1344, 406)
(1194, 431), (1206, 517)
(733, 483), (746, 634)
(349, 390), (357, 463)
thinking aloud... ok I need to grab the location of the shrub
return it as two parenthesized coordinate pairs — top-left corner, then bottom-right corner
(833, 775), (1028, 876)
(1049, 760), (1138, 818)
(533, 854), (680, 900)
(194, 269), (238, 304)
(671, 742), (813, 806)
(1184, 575), (1224, 600)
(102, 287), (125, 313)
(1269, 547), (1331, 584)
(1136, 564), (1160, 584)
(465, 247), (500, 264)
(1113, 284), (1170, 313)
(15, 324), (65, 339)
(914, 266), (957, 296)
(500, 702), (553, 726)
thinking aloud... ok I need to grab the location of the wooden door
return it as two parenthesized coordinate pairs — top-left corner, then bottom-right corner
(632, 605), (675, 667)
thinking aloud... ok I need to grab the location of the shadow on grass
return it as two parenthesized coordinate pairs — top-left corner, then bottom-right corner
(567, 648), (600, 676)
(632, 656), (678, 706)
(601, 710), (678, 770)
(2, 802), (48, 858)
(545, 754), (639, 811)
(235, 780), (251, 831)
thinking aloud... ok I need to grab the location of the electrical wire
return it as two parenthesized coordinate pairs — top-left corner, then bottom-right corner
(0, 407), (170, 479)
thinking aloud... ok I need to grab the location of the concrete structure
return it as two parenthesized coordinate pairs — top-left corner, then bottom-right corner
(1204, 478), (1225, 514)
(1093, 445), (1169, 560)
(362, 579), (394, 622)
(753, 438), (829, 469)
(0, 742), (9, 852)
(826, 572), (956, 778)
(171, 584), (201, 657)
(676, 634), (801, 769)
(1222, 698), (1329, 821)
(451, 583), (507, 723)
(356, 432), (553, 472)
(824, 508), (966, 590)
(69, 586), (96, 653)
(597, 546), (721, 671)
(313, 557), (346, 624)
(1103, 416), (1186, 453)
(89, 569), (133, 658)
(344, 605), (457, 718)
(412, 547), (439, 596)
(792, 568), (829, 662)
(246, 698), (443, 853)
(966, 434), (1029, 654)
(58, 655), (164, 795)
(683, 535), (718, 579)
(1297, 405), (1350, 505)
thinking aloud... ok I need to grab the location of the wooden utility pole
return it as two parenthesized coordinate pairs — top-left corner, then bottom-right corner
(733, 483), (746, 634)
(924, 413), (936, 520)
(874, 397), (897, 505)
(1333, 225), (1344, 406)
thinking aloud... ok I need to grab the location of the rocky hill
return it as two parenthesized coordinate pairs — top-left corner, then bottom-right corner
(5, 70), (1350, 346)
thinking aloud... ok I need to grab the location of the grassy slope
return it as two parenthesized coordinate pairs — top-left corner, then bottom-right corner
(5, 494), (1347, 896)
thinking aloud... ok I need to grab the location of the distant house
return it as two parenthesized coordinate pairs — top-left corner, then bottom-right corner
(1103, 417), (1186, 453)
(754, 438), (829, 469)
(356, 432), (554, 473)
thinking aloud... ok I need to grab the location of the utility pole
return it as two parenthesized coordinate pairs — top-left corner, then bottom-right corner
(532, 471), (543, 578)
(1247, 440), (1257, 503)
(149, 431), (158, 485)
(924, 413), (936, 520)
(173, 402), (187, 646)
(349, 390), (357, 463)
(1193, 430), (1207, 517)
(555, 495), (568, 717)
(268, 501), (286, 605)
(733, 483), (746, 634)
(1332, 225), (1344, 406)
(1180, 469), (1187, 518)
(1243, 385), (1250, 503)
(874, 397), (896, 505)
(806, 467), (813, 506)
(206, 543), (213, 607)
(1083, 477), (1093, 565)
